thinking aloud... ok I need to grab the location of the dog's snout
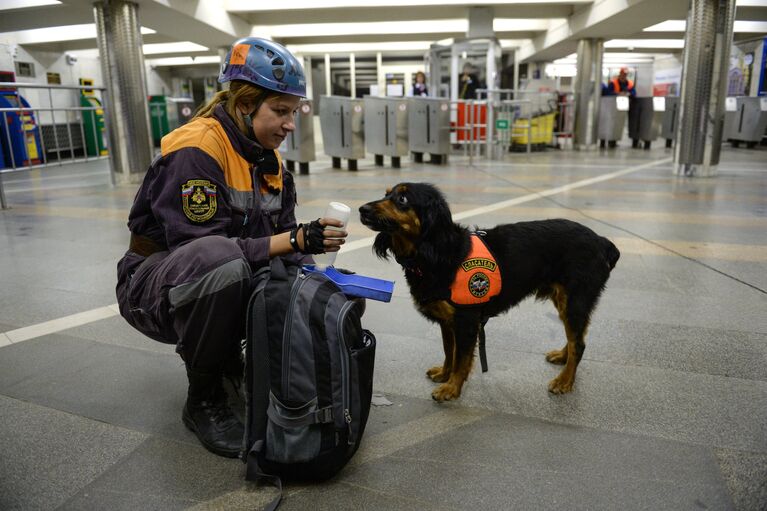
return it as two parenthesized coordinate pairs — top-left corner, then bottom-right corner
(359, 203), (371, 215)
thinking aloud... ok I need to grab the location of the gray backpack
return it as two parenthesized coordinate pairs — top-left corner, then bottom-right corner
(243, 257), (376, 509)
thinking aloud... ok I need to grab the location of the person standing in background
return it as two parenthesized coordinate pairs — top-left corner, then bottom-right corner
(413, 71), (428, 97)
(603, 67), (636, 96)
(459, 62), (482, 100)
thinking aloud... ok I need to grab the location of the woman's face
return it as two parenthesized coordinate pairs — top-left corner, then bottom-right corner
(247, 94), (301, 150)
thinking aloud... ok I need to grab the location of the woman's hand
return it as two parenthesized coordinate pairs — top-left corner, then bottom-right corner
(317, 217), (348, 253)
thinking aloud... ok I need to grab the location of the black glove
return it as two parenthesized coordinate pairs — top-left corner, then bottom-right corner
(289, 221), (324, 255)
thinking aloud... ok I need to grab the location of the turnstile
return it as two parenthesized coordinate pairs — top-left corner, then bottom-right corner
(281, 99), (315, 174)
(407, 97), (450, 164)
(660, 96), (680, 148)
(723, 97), (767, 148)
(319, 96), (365, 171)
(628, 97), (662, 149)
(598, 96), (629, 148)
(363, 96), (408, 168)
(149, 96), (194, 146)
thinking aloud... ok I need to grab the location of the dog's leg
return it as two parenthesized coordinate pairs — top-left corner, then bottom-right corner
(432, 316), (479, 402)
(426, 321), (454, 383)
(545, 284), (569, 365)
(548, 287), (593, 394)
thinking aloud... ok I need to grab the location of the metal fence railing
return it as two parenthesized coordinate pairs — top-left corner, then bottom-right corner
(450, 88), (573, 161)
(0, 81), (111, 208)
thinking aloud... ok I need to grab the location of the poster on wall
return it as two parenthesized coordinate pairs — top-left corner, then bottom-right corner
(729, 39), (762, 96)
(652, 67), (681, 96)
(760, 38), (767, 97)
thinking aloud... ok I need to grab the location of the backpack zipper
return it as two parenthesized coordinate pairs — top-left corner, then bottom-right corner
(337, 299), (355, 443)
(282, 272), (307, 400)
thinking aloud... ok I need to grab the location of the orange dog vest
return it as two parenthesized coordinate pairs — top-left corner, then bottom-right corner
(449, 234), (502, 306)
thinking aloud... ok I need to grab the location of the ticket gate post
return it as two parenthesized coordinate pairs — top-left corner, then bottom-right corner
(723, 97), (767, 148)
(408, 97), (450, 164)
(281, 99), (315, 174)
(79, 79), (108, 156)
(319, 96), (365, 171)
(363, 96), (408, 168)
(628, 97), (662, 149)
(660, 97), (680, 148)
(598, 96), (629, 148)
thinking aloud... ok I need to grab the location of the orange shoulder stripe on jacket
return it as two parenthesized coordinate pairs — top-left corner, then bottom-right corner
(160, 117), (253, 192)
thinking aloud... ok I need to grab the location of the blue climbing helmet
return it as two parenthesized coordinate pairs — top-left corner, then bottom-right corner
(218, 37), (306, 97)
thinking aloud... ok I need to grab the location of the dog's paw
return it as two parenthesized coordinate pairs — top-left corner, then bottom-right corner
(545, 349), (567, 365)
(432, 383), (460, 402)
(547, 376), (574, 394)
(426, 366), (449, 383)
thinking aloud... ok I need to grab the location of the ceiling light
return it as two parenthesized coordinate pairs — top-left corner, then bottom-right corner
(253, 19), (467, 38)
(645, 20), (767, 32)
(147, 56), (221, 66)
(228, 0), (592, 10)
(286, 41), (433, 55)
(605, 39), (685, 49)
(0, 0), (60, 10)
(9, 24), (155, 44)
(494, 19), (565, 31)
(143, 42), (209, 55)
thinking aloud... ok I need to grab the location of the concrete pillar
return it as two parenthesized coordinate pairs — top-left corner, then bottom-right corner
(376, 52), (384, 96)
(573, 38), (603, 149)
(349, 53), (356, 98)
(303, 56), (313, 100)
(513, 48), (520, 95)
(674, 0), (737, 177)
(467, 6), (494, 39)
(94, 0), (153, 185)
(324, 53), (331, 96)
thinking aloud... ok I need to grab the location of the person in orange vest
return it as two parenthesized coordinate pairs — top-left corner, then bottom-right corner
(603, 67), (636, 97)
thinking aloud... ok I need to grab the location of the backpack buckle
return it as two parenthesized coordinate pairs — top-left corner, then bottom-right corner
(315, 407), (334, 424)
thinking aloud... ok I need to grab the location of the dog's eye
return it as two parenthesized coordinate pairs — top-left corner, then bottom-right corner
(397, 195), (408, 206)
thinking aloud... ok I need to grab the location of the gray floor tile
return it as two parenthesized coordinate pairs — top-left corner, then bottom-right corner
(0, 395), (146, 511)
(0, 335), (191, 442)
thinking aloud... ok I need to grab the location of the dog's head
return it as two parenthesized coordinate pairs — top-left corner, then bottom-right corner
(359, 182), (455, 261)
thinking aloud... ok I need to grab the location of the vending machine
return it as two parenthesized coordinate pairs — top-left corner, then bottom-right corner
(79, 78), (108, 156)
(0, 70), (44, 167)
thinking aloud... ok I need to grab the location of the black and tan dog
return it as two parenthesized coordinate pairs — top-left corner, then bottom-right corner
(359, 182), (620, 401)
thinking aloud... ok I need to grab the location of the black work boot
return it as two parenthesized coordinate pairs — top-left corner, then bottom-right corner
(182, 368), (244, 458)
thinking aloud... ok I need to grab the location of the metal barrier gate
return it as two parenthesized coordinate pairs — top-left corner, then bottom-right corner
(0, 81), (111, 209)
(453, 88), (567, 161)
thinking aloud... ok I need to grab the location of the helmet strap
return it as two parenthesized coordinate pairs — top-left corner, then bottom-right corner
(239, 106), (257, 140)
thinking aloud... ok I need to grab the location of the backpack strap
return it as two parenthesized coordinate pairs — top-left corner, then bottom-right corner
(244, 259), (285, 510)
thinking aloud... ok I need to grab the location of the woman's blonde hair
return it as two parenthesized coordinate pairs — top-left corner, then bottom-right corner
(194, 80), (279, 135)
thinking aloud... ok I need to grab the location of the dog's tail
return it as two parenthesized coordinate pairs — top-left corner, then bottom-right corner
(603, 238), (620, 271)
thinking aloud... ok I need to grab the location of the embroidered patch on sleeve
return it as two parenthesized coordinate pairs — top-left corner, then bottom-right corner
(181, 179), (217, 222)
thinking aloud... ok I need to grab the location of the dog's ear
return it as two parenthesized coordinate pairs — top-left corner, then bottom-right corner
(417, 188), (459, 266)
(373, 232), (392, 260)
(419, 190), (453, 241)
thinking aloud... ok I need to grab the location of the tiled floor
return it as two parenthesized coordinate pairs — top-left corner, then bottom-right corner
(1, 144), (766, 510)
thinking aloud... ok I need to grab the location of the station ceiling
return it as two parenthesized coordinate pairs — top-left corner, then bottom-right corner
(1, 0), (766, 67)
